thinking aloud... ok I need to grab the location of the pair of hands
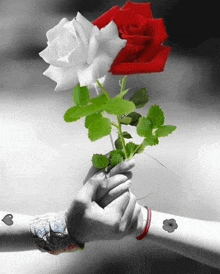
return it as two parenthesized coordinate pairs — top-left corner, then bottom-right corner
(66, 155), (144, 244)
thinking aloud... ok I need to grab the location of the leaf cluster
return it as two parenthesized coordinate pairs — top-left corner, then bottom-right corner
(64, 84), (136, 141)
(64, 79), (176, 170)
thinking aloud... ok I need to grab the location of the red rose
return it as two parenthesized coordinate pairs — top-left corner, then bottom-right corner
(92, 1), (171, 74)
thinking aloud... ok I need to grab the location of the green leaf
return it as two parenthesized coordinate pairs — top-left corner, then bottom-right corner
(85, 112), (102, 129)
(115, 138), (123, 150)
(135, 136), (159, 155)
(119, 76), (128, 93)
(135, 141), (146, 154)
(64, 93), (108, 123)
(129, 87), (149, 109)
(115, 89), (130, 99)
(104, 97), (136, 115)
(120, 116), (132, 125)
(73, 84), (90, 106)
(125, 142), (139, 158)
(88, 117), (112, 141)
(144, 135), (159, 146)
(147, 105), (165, 128)
(155, 125), (177, 137)
(122, 131), (132, 139)
(109, 150), (125, 167)
(136, 117), (152, 137)
(92, 154), (109, 169)
(135, 136), (158, 155)
(64, 106), (82, 122)
(125, 112), (142, 126)
(88, 93), (109, 105)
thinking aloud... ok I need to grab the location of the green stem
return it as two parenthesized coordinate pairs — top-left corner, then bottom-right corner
(96, 80), (111, 100)
(120, 75), (128, 94)
(129, 139), (145, 158)
(117, 115), (128, 159)
(96, 78), (128, 159)
(111, 122), (118, 129)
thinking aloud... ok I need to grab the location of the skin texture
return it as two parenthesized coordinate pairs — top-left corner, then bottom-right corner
(141, 208), (220, 269)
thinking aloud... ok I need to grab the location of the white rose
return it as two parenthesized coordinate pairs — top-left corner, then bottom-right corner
(39, 12), (127, 92)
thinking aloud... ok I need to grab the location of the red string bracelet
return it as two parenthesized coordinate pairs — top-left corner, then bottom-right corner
(136, 206), (152, 241)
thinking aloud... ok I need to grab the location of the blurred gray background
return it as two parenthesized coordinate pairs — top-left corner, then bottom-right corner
(1, 0), (220, 273)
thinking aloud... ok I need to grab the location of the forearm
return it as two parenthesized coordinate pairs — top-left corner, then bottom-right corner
(141, 208), (220, 269)
(0, 211), (37, 252)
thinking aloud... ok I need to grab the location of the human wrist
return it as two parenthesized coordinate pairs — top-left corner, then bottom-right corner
(0, 211), (37, 251)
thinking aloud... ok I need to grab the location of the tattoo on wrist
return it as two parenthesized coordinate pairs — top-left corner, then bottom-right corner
(2, 214), (14, 226)
(162, 219), (178, 233)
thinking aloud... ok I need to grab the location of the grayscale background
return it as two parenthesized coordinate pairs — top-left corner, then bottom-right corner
(1, 0), (220, 273)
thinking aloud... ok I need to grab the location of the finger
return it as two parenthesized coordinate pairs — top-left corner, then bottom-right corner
(105, 190), (130, 220)
(108, 158), (135, 178)
(95, 173), (132, 202)
(119, 192), (137, 232)
(98, 179), (132, 208)
(126, 202), (142, 235)
(78, 177), (101, 204)
(82, 165), (98, 185)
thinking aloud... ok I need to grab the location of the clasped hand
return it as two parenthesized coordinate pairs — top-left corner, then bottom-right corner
(66, 155), (143, 243)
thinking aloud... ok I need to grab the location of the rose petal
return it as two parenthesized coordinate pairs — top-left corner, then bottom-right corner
(110, 45), (171, 74)
(40, 30), (78, 67)
(138, 43), (162, 63)
(142, 19), (168, 44)
(122, 35), (152, 46)
(77, 54), (113, 86)
(98, 20), (127, 60)
(43, 65), (79, 91)
(87, 26), (100, 65)
(113, 9), (148, 31)
(46, 18), (69, 45)
(99, 38), (126, 63)
(68, 41), (88, 66)
(111, 44), (145, 64)
(121, 1), (153, 19)
(99, 20), (120, 40)
(76, 12), (94, 39)
(72, 18), (89, 49)
(92, 6), (120, 29)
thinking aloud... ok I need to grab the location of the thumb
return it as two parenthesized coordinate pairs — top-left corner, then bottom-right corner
(81, 169), (106, 203)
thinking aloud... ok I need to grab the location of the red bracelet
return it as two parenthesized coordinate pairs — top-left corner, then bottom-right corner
(136, 206), (152, 241)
